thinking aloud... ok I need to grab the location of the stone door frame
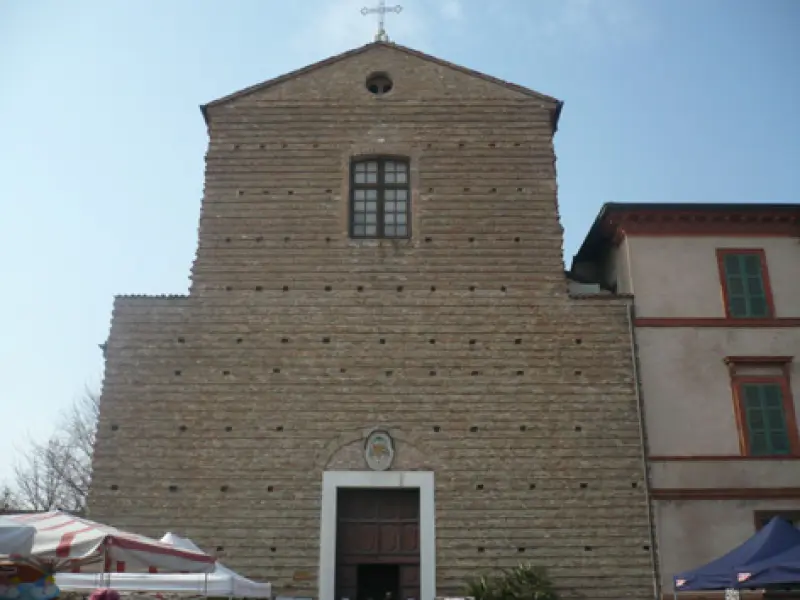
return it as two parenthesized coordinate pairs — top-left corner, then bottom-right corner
(319, 471), (436, 600)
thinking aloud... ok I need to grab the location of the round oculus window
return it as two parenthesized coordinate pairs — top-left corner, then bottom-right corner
(366, 73), (393, 95)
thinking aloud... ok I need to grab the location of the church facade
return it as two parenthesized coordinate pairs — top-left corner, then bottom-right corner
(88, 42), (656, 600)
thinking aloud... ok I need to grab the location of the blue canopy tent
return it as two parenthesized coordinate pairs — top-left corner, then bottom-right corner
(737, 540), (800, 588)
(674, 517), (800, 591)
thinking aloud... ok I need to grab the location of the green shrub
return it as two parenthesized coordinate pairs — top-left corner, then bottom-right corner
(464, 563), (559, 600)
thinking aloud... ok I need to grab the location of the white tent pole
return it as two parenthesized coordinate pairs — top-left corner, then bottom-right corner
(103, 544), (108, 588)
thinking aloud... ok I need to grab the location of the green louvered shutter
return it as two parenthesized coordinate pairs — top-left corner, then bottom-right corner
(742, 383), (790, 456)
(722, 253), (769, 318)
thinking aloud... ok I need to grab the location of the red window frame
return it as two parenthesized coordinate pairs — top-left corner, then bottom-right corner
(726, 357), (799, 457)
(716, 248), (776, 319)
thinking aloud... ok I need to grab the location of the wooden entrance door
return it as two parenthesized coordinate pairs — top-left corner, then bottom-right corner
(335, 488), (420, 600)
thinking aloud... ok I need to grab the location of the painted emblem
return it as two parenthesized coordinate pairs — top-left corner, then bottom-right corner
(364, 430), (395, 471)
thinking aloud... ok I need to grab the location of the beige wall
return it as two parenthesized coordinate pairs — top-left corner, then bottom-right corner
(637, 327), (800, 457)
(607, 238), (633, 294)
(618, 232), (800, 594)
(650, 459), (800, 489)
(619, 236), (800, 318)
(656, 498), (800, 588)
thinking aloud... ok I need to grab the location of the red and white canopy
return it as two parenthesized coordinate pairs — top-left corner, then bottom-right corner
(2, 511), (215, 574)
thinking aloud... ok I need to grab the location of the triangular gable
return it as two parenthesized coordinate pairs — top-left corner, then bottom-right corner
(200, 41), (563, 127)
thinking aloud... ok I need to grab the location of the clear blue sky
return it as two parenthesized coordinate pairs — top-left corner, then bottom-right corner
(1, 0), (799, 483)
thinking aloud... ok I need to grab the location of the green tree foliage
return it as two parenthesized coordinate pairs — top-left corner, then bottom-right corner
(465, 564), (559, 600)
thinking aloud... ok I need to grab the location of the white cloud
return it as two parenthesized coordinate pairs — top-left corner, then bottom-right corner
(291, 0), (429, 60)
(287, 0), (464, 61)
(538, 0), (653, 46)
(284, 0), (649, 69)
(440, 0), (463, 21)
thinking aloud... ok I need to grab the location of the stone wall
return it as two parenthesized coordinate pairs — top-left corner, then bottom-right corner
(89, 43), (655, 599)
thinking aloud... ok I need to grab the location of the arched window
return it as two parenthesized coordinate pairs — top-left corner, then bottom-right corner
(350, 157), (410, 238)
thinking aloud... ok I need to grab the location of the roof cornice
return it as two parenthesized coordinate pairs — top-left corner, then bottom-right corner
(572, 202), (800, 268)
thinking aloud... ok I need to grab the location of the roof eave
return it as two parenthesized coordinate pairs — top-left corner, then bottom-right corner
(570, 203), (613, 271)
(571, 202), (800, 270)
(551, 100), (564, 134)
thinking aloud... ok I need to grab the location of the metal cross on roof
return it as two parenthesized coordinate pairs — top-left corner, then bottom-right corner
(361, 0), (403, 43)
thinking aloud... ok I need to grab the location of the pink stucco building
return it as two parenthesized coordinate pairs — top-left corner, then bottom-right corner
(572, 202), (800, 596)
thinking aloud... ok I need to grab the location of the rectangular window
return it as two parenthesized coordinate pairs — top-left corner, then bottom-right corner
(717, 249), (773, 318)
(739, 382), (792, 456)
(350, 158), (410, 239)
(726, 356), (799, 457)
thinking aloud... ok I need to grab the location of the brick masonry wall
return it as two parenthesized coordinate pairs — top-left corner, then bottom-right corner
(89, 44), (655, 599)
